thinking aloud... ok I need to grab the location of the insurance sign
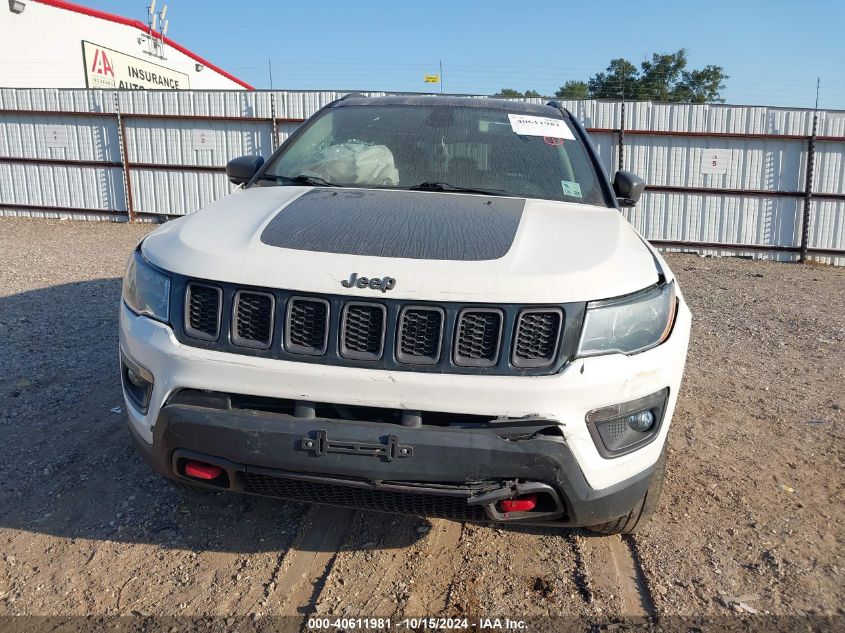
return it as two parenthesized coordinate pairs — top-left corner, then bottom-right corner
(82, 41), (190, 90)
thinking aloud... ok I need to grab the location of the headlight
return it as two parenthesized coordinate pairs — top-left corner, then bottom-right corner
(122, 248), (170, 322)
(577, 282), (676, 357)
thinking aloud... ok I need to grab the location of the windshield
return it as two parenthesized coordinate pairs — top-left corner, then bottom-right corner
(259, 104), (610, 206)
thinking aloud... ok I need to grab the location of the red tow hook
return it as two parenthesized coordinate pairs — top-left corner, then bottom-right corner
(499, 494), (537, 513)
(184, 460), (223, 481)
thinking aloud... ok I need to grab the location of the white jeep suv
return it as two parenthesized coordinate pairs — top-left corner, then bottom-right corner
(119, 95), (691, 534)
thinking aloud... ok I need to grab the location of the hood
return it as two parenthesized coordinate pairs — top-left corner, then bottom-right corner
(142, 186), (660, 303)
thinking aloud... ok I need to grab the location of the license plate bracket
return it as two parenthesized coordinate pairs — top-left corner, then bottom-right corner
(300, 429), (413, 461)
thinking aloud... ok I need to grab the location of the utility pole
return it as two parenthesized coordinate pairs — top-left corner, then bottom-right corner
(268, 58), (274, 91)
(799, 77), (820, 263)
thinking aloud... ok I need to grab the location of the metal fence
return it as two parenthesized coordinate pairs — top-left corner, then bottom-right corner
(0, 88), (843, 264)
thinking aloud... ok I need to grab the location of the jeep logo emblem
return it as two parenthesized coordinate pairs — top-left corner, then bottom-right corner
(341, 272), (396, 293)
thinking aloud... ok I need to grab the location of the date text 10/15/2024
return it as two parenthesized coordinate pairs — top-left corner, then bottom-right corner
(307, 618), (528, 630)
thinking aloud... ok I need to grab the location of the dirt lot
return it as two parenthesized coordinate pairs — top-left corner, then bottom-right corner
(0, 217), (842, 628)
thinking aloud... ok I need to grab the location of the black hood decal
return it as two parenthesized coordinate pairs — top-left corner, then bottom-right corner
(260, 188), (524, 261)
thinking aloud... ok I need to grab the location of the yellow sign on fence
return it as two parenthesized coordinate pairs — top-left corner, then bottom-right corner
(424, 74), (440, 83)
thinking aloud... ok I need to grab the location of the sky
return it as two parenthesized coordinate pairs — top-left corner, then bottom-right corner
(82, 0), (845, 109)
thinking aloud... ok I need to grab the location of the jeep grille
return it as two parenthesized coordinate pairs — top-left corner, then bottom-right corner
(174, 277), (575, 376)
(286, 298), (330, 355)
(233, 291), (274, 349)
(454, 309), (503, 367)
(184, 283), (221, 341)
(397, 307), (443, 364)
(341, 303), (386, 360)
(512, 309), (563, 368)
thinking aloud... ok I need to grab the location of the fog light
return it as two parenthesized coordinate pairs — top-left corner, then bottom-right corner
(120, 355), (154, 413)
(126, 368), (146, 388)
(586, 388), (669, 458)
(627, 410), (655, 432)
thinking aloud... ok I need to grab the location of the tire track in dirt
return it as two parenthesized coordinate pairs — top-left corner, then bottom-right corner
(312, 511), (421, 615)
(623, 536), (657, 618)
(268, 505), (357, 615)
(400, 519), (464, 616)
(355, 516), (420, 614)
(443, 524), (592, 618)
(563, 531), (593, 604)
(578, 533), (655, 618)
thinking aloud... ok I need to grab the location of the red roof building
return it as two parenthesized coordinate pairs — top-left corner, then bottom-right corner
(1, 0), (253, 89)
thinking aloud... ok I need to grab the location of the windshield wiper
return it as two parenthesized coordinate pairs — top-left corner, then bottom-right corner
(260, 174), (339, 187)
(408, 181), (507, 196)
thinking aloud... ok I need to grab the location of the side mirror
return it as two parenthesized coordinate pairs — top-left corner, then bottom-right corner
(226, 155), (265, 185)
(613, 170), (646, 207)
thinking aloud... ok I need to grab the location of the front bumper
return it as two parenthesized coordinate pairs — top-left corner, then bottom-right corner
(120, 288), (690, 525)
(129, 394), (659, 527)
(120, 294), (690, 490)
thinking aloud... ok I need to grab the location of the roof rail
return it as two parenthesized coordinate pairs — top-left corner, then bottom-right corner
(339, 93), (368, 101)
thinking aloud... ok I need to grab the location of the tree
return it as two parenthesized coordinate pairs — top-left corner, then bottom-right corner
(671, 65), (727, 103)
(588, 58), (639, 99)
(558, 50), (728, 103)
(555, 81), (589, 100)
(638, 50), (688, 100)
(497, 88), (544, 98)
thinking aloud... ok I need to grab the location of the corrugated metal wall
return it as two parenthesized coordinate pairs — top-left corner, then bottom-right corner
(1, 88), (843, 264)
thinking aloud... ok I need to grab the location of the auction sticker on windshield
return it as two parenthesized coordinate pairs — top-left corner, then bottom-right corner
(561, 180), (582, 197)
(508, 113), (575, 139)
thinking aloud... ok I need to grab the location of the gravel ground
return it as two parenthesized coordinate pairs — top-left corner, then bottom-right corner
(0, 217), (842, 628)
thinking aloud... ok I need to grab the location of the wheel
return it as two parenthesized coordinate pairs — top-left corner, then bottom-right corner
(587, 447), (667, 535)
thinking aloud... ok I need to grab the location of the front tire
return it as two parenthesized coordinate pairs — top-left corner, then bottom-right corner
(587, 447), (667, 535)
